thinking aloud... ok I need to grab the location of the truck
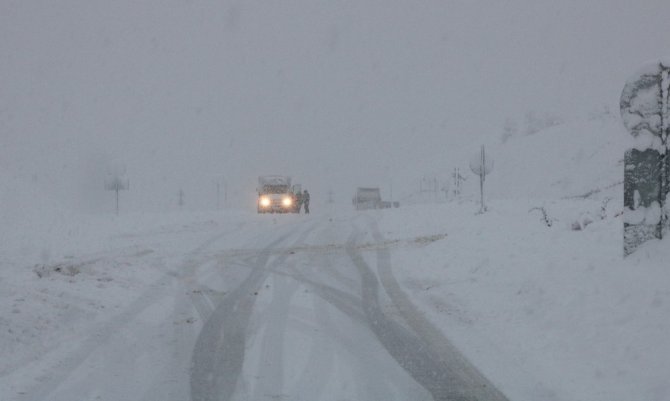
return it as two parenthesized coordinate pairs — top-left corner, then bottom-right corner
(353, 187), (383, 210)
(257, 175), (296, 213)
(353, 187), (398, 210)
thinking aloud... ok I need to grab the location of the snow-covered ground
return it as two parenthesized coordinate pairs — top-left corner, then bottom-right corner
(1, 116), (669, 401)
(380, 200), (669, 401)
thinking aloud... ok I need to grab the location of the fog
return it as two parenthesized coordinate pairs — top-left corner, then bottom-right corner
(2, 0), (669, 213)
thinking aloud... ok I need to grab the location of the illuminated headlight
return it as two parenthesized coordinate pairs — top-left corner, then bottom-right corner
(260, 197), (271, 207)
(282, 197), (293, 207)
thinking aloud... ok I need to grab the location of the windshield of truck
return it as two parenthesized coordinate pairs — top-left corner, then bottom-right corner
(262, 185), (288, 194)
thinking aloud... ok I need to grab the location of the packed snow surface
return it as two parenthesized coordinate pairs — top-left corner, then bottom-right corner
(1, 195), (668, 401)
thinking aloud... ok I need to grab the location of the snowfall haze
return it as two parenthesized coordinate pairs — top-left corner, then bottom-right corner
(3, 2), (670, 401)
(2, 0), (670, 212)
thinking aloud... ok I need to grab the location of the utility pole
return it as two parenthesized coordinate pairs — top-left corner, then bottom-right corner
(469, 145), (494, 213)
(105, 169), (129, 216)
(452, 168), (465, 198)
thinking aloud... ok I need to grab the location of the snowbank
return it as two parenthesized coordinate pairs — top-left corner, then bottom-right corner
(378, 200), (669, 401)
(486, 117), (629, 201)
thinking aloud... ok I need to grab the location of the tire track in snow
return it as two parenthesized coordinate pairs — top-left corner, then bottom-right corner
(18, 223), (246, 401)
(190, 221), (317, 401)
(135, 222), (250, 401)
(284, 291), (335, 401)
(347, 222), (510, 401)
(249, 217), (426, 400)
(254, 219), (430, 400)
(249, 274), (298, 401)
(16, 273), (175, 401)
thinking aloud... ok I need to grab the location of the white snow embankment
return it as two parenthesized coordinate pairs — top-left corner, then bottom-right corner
(379, 201), (670, 401)
(0, 207), (250, 396)
(485, 117), (629, 201)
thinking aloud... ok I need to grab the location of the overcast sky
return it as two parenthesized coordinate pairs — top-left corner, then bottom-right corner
(2, 0), (670, 212)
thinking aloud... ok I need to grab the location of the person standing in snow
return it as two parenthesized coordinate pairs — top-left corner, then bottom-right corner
(303, 189), (310, 214)
(294, 189), (303, 213)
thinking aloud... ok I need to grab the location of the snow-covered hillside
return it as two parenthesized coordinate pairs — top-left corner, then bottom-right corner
(399, 111), (632, 209)
(380, 199), (669, 401)
(377, 116), (669, 401)
(487, 114), (629, 201)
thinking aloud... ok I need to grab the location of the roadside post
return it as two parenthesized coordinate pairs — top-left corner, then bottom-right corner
(469, 145), (493, 214)
(104, 164), (129, 216)
(452, 167), (465, 199)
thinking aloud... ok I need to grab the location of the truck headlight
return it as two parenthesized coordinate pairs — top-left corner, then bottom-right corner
(282, 197), (292, 207)
(260, 197), (271, 207)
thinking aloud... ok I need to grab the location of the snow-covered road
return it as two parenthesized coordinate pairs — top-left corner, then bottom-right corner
(4, 211), (509, 401)
(190, 214), (507, 401)
(3, 199), (670, 401)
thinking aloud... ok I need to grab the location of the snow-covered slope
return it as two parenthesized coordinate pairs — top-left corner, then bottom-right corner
(378, 198), (669, 401)
(486, 115), (629, 201)
(371, 115), (668, 401)
(400, 112), (631, 207)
